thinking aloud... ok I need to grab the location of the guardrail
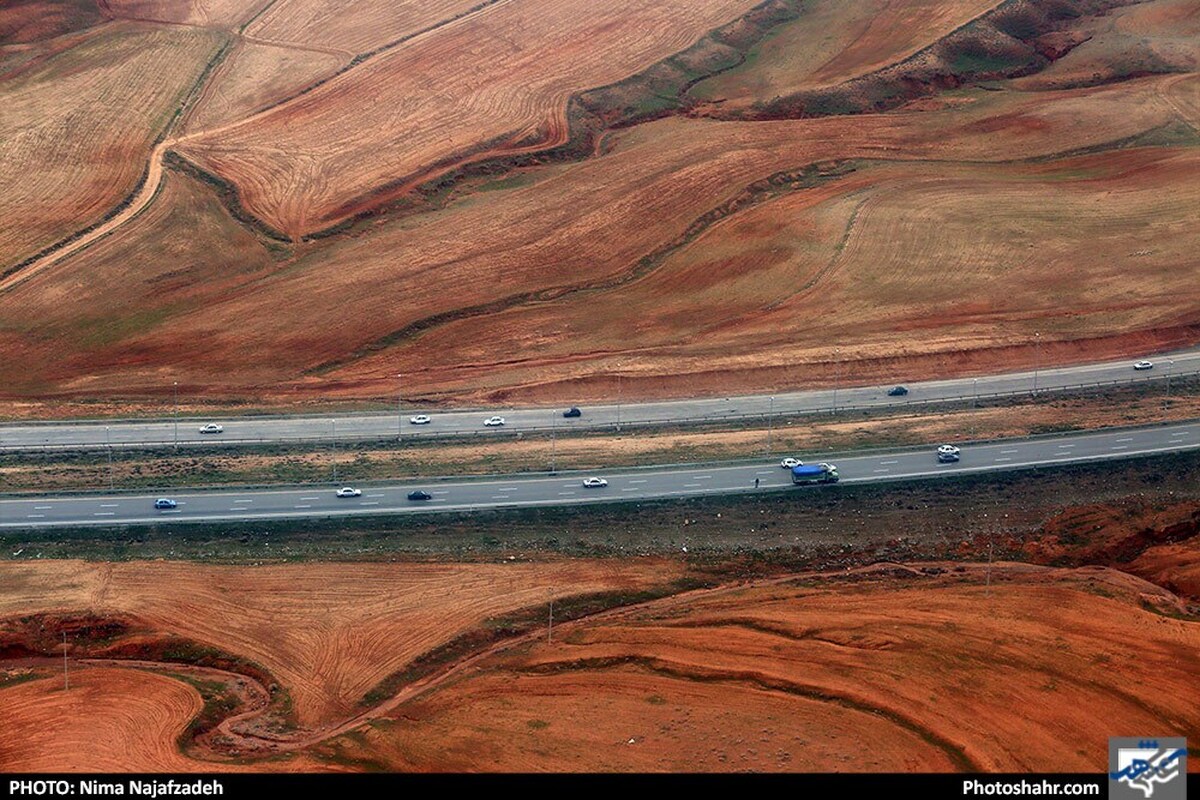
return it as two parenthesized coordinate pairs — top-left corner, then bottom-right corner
(1, 368), (1195, 453)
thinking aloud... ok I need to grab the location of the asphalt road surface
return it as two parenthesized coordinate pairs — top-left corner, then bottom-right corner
(3, 421), (1196, 529)
(1, 349), (1195, 452)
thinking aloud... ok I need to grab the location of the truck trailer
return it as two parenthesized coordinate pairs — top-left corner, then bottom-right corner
(791, 463), (839, 485)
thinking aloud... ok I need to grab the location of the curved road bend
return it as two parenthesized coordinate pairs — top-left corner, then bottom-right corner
(2, 349), (1198, 451)
(3, 421), (1196, 529)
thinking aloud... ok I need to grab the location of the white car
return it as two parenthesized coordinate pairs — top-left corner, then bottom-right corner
(409, 414), (432, 425)
(936, 444), (961, 463)
(198, 423), (223, 434)
(582, 477), (609, 488)
(780, 457), (803, 469)
(335, 487), (362, 498)
(1133, 360), (1154, 371)
(484, 416), (506, 427)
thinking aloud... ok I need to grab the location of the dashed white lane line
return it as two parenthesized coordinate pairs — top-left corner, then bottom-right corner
(994, 458), (1012, 463)
(27, 514), (44, 519)
(1111, 446), (1128, 451)
(232, 498), (251, 503)
(94, 512), (115, 516)
(873, 468), (890, 473)
(492, 495), (510, 500)
(1000, 449), (1019, 454)
(1116, 437), (1133, 443)
(366, 493), (384, 498)
(683, 483), (702, 488)
(694, 475), (713, 480)
(34, 506), (51, 510)
(294, 504), (311, 509)
(362, 501), (380, 506)
(558, 491), (576, 496)
(880, 460), (898, 465)
(1057, 444), (1075, 449)
(300, 496), (319, 501)
(100, 503), (119, 508)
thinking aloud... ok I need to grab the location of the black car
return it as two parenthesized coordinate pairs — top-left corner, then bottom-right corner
(887, 386), (909, 396)
(563, 406), (582, 418)
(407, 490), (432, 501)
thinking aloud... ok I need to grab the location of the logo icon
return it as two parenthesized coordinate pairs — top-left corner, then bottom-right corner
(1109, 737), (1187, 800)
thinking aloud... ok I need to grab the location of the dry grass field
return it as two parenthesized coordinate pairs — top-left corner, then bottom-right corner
(0, 0), (1196, 410)
(243, 0), (484, 55)
(691, 0), (1003, 109)
(0, 558), (681, 728)
(320, 566), (1200, 772)
(174, 0), (761, 237)
(0, 21), (223, 270)
(104, 0), (266, 28)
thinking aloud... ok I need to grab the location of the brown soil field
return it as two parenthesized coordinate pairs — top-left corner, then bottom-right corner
(0, 0), (102, 44)
(691, 0), (1003, 109)
(243, 0), (484, 55)
(182, 39), (346, 132)
(317, 566), (1200, 771)
(0, 667), (212, 771)
(174, 0), (762, 237)
(5, 74), (1182, 403)
(0, 558), (682, 728)
(0, 21), (224, 271)
(104, 0), (266, 28)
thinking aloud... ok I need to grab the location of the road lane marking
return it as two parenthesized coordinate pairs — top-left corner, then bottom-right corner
(294, 504), (311, 509)
(34, 506), (51, 510)
(873, 468), (890, 473)
(492, 495), (510, 500)
(431, 490), (449, 495)
(756, 470), (775, 475)
(1111, 445), (1128, 450)
(100, 503), (119, 507)
(994, 458), (1012, 462)
(880, 460), (898, 465)
(558, 491), (576, 496)
(1116, 437), (1133, 443)
(1000, 449), (1018, 454)
(362, 501), (380, 506)
(232, 498), (251, 503)
(628, 479), (647, 484)
(683, 483), (702, 488)
(300, 496), (319, 501)
(694, 475), (713, 480)
(1057, 444), (1075, 448)
(27, 514), (44, 518)
(94, 512), (115, 516)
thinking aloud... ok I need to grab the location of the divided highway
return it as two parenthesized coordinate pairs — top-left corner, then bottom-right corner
(1, 350), (1196, 452)
(3, 421), (1196, 529)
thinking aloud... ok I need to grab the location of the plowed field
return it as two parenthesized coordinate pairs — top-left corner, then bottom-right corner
(0, 558), (682, 727)
(0, 22), (223, 270)
(324, 566), (1200, 771)
(175, 0), (761, 237)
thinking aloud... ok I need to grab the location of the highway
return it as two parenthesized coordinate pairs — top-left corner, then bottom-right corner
(3, 421), (1196, 529)
(0, 349), (1195, 452)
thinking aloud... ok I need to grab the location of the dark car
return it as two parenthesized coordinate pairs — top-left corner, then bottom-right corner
(887, 386), (909, 396)
(154, 498), (177, 509)
(407, 490), (432, 501)
(563, 406), (582, 418)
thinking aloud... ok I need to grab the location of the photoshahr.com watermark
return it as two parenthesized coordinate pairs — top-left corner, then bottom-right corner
(1110, 738), (1187, 800)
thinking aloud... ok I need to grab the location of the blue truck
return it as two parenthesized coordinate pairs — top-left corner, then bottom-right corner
(791, 463), (839, 485)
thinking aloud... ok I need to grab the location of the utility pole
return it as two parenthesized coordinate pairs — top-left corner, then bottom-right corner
(1165, 359), (1175, 416)
(766, 395), (774, 453)
(972, 378), (979, 437)
(1032, 332), (1041, 395)
(331, 419), (337, 483)
(173, 381), (179, 451)
(833, 348), (841, 413)
(62, 631), (69, 691)
(616, 371), (622, 432)
(105, 426), (113, 491)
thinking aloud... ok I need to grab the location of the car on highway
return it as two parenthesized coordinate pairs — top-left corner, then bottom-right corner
(936, 444), (961, 463)
(887, 386), (909, 396)
(335, 487), (361, 498)
(484, 416), (506, 427)
(407, 490), (432, 501)
(1134, 360), (1154, 371)
(563, 407), (582, 418)
(780, 457), (803, 469)
(409, 414), (432, 425)
(154, 498), (177, 509)
(582, 477), (609, 488)
(198, 423), (224, 434)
